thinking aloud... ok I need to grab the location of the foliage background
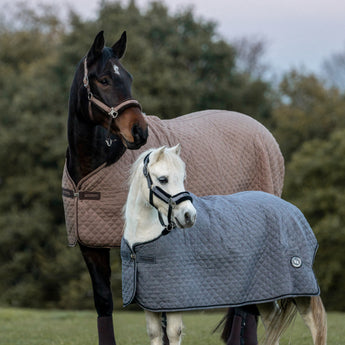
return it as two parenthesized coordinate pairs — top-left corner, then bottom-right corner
(0, 0), (344, 311)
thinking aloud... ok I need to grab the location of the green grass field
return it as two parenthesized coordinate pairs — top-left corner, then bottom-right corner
(0, 307), (344, 345)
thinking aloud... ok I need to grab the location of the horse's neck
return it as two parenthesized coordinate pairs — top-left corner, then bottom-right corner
(124, 188), (164, 248)
(67, 111), (126, 184)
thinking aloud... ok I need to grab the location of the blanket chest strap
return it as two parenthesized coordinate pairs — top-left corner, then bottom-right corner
(62, 188), (101, 200)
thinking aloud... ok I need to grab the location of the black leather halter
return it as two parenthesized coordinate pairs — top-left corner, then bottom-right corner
(143, 152), (193, 234)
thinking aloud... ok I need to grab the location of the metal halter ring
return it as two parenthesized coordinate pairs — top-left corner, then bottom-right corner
(108, 108), (119, 119)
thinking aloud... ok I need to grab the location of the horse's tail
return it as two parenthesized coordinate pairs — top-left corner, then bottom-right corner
(295, 296), (327, 345)
(262, 299), (297, 345)
(311, 296), (327, 345)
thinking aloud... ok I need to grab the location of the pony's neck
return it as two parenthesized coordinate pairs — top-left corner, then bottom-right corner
(124, 185), (164, 248)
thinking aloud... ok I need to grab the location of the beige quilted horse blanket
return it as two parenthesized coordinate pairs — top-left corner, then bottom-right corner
(62, 110), (284, 247)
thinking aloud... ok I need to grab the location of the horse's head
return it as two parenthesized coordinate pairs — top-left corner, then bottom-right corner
(139, 145), (197, 229)
(80, 31), (148, 149)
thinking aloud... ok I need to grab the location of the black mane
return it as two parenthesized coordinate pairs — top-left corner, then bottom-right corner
(66, 53), (126, 184)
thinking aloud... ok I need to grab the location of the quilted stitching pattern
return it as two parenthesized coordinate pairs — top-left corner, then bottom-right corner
(62, 110), (284, 247)
(121, 192), (319, 311)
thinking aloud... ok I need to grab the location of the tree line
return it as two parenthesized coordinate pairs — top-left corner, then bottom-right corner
(0, 0), (344, 311)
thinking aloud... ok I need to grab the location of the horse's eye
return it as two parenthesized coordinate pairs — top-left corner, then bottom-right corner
(158, 176), (168, 185)
(99, 78), (109, 86)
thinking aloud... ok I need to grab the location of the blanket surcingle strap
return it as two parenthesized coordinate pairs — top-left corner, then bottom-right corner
(62, 188), (101, 200)
(121, 191), (320, 312)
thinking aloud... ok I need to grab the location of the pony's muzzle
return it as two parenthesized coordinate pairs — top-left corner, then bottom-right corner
(184, 210), (196, 227)
(175, 203), (196, 229)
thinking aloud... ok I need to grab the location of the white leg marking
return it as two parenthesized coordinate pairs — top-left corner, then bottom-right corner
(166, 312), (183, 345)
(145, 311), (163, 345)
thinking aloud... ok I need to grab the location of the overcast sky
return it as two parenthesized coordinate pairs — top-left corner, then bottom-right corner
(2, 0), (345, 75)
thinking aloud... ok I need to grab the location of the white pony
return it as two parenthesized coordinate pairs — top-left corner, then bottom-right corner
(123, 145), (327, 345)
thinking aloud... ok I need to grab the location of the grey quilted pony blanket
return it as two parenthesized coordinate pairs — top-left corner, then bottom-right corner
(121, 191), (320, 312)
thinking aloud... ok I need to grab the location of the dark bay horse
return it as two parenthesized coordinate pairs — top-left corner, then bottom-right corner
(66, 31), (148, 345)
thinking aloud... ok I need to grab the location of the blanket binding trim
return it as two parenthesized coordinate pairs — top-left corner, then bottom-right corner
(133, 290), (321, 313)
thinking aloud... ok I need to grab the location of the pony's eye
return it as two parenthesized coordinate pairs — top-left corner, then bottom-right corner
(157, 176), (168, 185)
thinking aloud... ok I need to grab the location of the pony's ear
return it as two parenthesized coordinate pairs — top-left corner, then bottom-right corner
(150, 146), (166, 164)
(112, 31), (127, 59)
(87, 31), (104, 64)
(170, 144), (181, 156)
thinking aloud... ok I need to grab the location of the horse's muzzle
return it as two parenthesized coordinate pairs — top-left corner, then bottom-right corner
(126, 124), (148, 150)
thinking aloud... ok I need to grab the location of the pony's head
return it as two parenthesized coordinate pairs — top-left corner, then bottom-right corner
(76, 31), (148, 149)
(129, 145), (197, 230)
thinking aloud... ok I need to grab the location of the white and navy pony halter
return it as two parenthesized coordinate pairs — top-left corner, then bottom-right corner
(142, 152), (193, 234)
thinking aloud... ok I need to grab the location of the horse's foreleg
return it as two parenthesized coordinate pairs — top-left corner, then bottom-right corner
(166, 312), (183, 345)
(295, 296), (327, 345)
(80, 243), (116, 345)
(145, 311), (163, 345)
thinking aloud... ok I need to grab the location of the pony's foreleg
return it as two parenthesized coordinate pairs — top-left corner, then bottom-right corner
(166, 312), (183, 345)
(295, 296), (327, 345)
(145, 311), (163, 345)
(80, 243), (116, 345)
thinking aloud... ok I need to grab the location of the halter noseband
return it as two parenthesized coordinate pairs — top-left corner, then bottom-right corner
(83, 57), (142, 146)
(143, 152), (193, 234)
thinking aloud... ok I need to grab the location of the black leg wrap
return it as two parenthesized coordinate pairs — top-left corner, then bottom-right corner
(225, 307), (258, 345)
(97, 316), (116, 345)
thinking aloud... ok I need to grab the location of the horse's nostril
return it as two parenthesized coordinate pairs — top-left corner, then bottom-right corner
(132, 124), (148, 142)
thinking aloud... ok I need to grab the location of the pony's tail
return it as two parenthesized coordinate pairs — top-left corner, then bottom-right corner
(263, 299), (297, 345)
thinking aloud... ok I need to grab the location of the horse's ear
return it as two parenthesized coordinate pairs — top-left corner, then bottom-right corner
(150, 146), (166, 164)
(87, 31), (105, 64)
(171, 144), (181, 156)
(112, 31), (127, 59)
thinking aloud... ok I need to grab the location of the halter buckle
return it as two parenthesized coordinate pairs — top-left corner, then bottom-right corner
(108, 108), (119, 119)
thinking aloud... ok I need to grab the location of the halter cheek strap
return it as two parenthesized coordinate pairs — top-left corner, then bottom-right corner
(143, 152), (193, 234)
(83, 57), (142, 146)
